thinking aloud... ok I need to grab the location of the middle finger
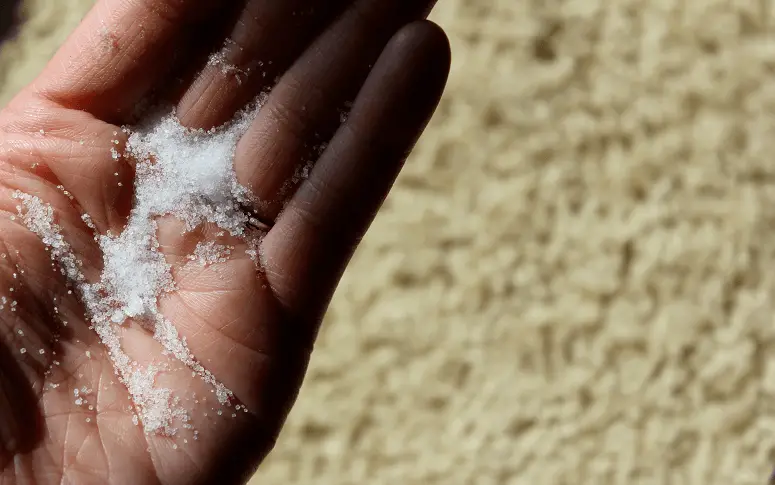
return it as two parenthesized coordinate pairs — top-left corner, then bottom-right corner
(233, 0), (438, 222)
(176, 0), (352, 129)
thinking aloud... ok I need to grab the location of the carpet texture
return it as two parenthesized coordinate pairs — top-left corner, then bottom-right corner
(2, 1), (774, 484)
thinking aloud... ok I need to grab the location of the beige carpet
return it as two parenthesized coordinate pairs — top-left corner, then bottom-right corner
(3, 0), (775, 483)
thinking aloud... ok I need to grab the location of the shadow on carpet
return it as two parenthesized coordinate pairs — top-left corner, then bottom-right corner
(0, 0), (22, 43)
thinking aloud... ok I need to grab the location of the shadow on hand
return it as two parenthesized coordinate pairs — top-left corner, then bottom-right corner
(0, 0), (22, 42)
(0, 336), (45, 469)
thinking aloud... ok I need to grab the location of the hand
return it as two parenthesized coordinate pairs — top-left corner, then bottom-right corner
(0, 1), (450, 483)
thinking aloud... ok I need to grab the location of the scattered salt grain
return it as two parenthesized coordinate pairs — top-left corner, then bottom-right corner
(126, 365), (189, 435)
(81, 213), (96, 230)
(188, 241), (232, 266)
(207, 50), (248, 84)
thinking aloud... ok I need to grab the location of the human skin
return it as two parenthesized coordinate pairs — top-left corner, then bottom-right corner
(0, 0), (450, 483)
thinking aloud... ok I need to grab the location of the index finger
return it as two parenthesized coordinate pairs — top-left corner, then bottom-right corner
(31, 0), (228, 122)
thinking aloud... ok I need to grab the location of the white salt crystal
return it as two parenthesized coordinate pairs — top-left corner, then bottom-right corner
(245, 234), (266, 270)
(187, 241), (231, 266)
(207, 50), (248, 84)
(81, 213), (96, 230)
(110, 309), (126, 323)
(13, 193), (85, 284)
(126, 365), (189, 435)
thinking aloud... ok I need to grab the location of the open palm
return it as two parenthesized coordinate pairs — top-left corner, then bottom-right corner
(0, 0), (450, 483)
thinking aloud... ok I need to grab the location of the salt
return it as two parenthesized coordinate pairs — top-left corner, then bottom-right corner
(13, 98), (266, 437)
(187, 241), (232, 266)
(81, 213), (96, 230)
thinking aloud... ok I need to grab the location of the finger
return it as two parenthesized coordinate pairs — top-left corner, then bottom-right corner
(260, 21), (451, 321)
(233, 0), (439, 222)
(176, 0), (352, 129)
(31, 0), (229, 122)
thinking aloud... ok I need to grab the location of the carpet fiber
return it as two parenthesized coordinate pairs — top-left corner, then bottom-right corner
(2, 1), (773, 483)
